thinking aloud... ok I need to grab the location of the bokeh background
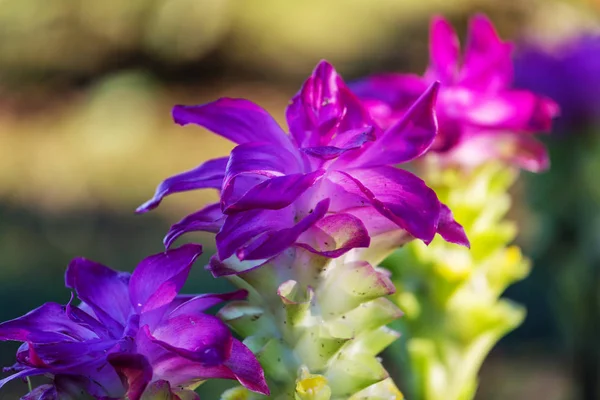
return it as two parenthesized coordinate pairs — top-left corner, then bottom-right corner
(1, 0), (599, 398)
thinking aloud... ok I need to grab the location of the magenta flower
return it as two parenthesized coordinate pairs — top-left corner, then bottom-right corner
(137, 61), (469, 276)
(351, 14), (558, 172)
(0, 244), (269, 400)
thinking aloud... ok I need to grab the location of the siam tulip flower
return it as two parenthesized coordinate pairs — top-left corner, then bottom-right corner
(137, 60), (468, 276)
(0, 244), (268, 400)
(351, 14), (559, 172)
(514, 34), (600, 133)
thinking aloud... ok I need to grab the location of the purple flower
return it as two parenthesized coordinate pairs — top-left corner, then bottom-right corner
(514, 34), (600, 132)
(0, 244), (269, 400)
(351, 14), (559, 172)
(137, 61), (469, 276)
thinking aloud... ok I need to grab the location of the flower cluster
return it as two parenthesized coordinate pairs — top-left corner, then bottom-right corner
(351, 14), (558, 172)
(0, 245), (268, 399)
(137, 61), (469, 277)
(0, 13), (560, 400)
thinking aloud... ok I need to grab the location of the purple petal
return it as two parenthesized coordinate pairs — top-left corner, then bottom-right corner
(143, 312), (233, 366)
(223, 339), (270, 396)
(426, 15), (460, 83)
(297, 213), (370, 257)
(464, 91), (559, 132)
(172, 98), (293, 151)
(223, 170), (325, 214)
(0, 368), (39, 390)
(353, 82), (439, 167)
(216, 199), (329, 262)
(301, 127), (375, 161)
(107, 353), (152, 400)
(164, 203), (225, 249)
(136, 332), (266, 395)
(65, 258), (131, 335)
(0, 303), (98, 343)
(21, 384), (57, 400)
(129, 244), (203, 314)
(287, 60), (372, 148)
(136, 157), (228, 213)
(168, 290), (248, 317)
(460, 14), (513, 90)
(330, 167), (441, 244)
(437, 204), (470, 247)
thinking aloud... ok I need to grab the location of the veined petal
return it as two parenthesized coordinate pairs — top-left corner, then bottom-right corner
(137, 332), (267, 395)
(287, 60), (372, 148)
(172, 98), (293, 150)
(301, 127), (375, 161)
(219, 199), (329, 262)
(144, 312), (232, 366)
(65, 258), (131, 335)
(107, 353), (152, 400)
(460, 14), (513, 90)
(297, 212), (370, 257)
(136, 157), (228, 213)
(129, 245), (203, 314)
(426, 15), (460, 83)
(223, 339), (270, 395)
(353, 82), (439, 167)
(223, 170), (325, 213)
(330, 167), (441, 244)
(464, 91), (559, 132)
(164, 203), (225, 249)
(0, 303), (98, 343)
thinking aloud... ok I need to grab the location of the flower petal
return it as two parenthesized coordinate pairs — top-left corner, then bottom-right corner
(287, 60), (372, 148)
(172, 98), (292, 150)
(21, 384), (57, 400)
(0, 303), (98, 343)
(0, 368), (39, 391)
(460, 14), (513, 90)
(216, 199), (329, 261)
(464, 91), (559, 132)
(136, 157), (228, 213)
(437, 204), (470, 247)
(330, 167), (441, 244)
(129, 244), (203, 314)
(297, 212), (370, 257)
(449, 132), (549, 172)
(353, 82), (439, 167)
(144, 312), (233, 366)
(223, 170), (325, 214)
(107, 353), (152, 400)
(301, 127), (375, 161)
(65, 258), (131, 335)
(168, 290), (248, 317)
(426, 15), (460, 83)
(164, 203), (225, 249)
(223, 339), (270, 396)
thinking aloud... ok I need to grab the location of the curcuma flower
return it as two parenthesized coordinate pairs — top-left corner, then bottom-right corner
(0, 244), (268, 399)
(351, 14), (559, 172)
(137, 60), (468, 276)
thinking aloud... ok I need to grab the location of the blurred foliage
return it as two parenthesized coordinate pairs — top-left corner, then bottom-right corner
(0, 0), (598, 398)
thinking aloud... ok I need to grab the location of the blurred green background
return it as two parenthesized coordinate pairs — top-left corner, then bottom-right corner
(0, 0), (599, 399)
